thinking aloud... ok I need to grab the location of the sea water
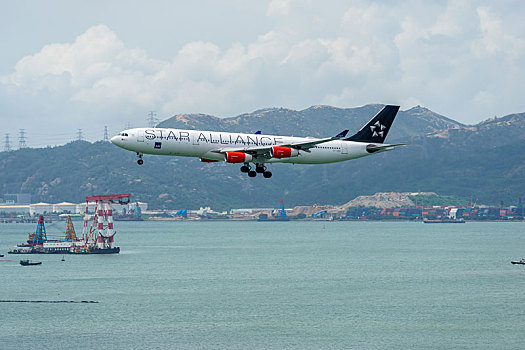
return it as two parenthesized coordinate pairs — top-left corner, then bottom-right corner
(1, 221), (524, 349)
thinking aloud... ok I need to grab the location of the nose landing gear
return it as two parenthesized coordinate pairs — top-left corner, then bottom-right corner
(137, 153), (144, 165)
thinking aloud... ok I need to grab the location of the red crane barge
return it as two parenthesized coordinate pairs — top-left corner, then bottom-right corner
(9, 194), (130, 255)
(81, 194), (131, 254)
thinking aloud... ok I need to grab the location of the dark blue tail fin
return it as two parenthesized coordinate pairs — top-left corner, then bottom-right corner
(344, 105), (400, 143)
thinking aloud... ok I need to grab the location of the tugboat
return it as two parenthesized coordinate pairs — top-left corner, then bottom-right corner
(511, 259), (525, 265)
(20, 259), (42, 266)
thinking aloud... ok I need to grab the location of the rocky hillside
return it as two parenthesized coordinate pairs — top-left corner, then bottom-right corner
(338, 192), (437, 209)
(157, 104), (463, 141)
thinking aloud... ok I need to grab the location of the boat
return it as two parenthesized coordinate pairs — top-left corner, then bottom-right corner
(423, 217), (465, 223)
(511, 259), (525, 265)
(20, 259), (42, 266)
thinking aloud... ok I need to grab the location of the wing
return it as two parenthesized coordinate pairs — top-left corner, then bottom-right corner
(211, 130), (349, 156)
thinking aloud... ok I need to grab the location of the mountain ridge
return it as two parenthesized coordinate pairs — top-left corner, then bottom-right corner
(1, 105), (523, 210)
(158, 104), (463, 140)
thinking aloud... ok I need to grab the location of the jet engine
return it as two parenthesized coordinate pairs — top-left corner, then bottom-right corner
(366, 144), (381, 153)
(225, 152), (253, 163)
(270, 146), (299, 158)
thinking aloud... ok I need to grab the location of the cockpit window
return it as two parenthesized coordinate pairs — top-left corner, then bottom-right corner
(120, 133), (129, 137)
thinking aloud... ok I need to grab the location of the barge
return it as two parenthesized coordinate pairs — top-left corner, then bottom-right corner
(20, 260), (42, 266)
(9, 194), (129, 255)
(423, 217), (465, 223)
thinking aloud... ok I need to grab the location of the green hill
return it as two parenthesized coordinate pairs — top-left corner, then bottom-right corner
(1, 105), (523, 210)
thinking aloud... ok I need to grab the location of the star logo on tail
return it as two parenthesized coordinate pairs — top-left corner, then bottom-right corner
(370, 121), (386, 138)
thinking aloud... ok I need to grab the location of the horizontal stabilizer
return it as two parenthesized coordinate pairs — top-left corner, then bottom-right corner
(334, 130), (349, 138)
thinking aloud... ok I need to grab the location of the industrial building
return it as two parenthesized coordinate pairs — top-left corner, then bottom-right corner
(1, 193), (31, 205)
(0, 204), (30, 214)
(52, 202), (77, 213)
(0, 200), (148, 216)
(30, 203), (54, 216)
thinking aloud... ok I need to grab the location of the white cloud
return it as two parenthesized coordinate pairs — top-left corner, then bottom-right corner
(472, 6), (525, 60)
(1, 1), (525, 146)
(267, 0), (294, 16)
(431, 0), (467, 37)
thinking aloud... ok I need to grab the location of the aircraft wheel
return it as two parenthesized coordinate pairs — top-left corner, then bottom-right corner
(137, 159), (144, 165)
(263, 171), (272, 178)
(240, 165), (250, 173)
(255, 165), (266, 173)
(248, 170), (257, 177)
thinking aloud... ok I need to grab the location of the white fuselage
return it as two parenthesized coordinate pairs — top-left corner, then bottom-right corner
(111, 128), (374, 164)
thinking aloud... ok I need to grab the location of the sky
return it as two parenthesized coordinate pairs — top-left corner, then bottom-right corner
(1, 0), (524, 147)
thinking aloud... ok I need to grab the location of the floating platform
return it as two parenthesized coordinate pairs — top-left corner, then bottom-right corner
(72, 247), (120, 254)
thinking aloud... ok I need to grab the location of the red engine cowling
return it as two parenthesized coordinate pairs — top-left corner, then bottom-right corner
(225, 152), (253, 163)
(270, 146), (299, 158)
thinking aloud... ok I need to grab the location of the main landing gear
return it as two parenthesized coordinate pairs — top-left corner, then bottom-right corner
(136, 152), (144, 165)
(240, 163), (272, 178)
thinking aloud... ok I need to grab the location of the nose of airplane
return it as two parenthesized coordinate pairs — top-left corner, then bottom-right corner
(110, 135), (119, 144)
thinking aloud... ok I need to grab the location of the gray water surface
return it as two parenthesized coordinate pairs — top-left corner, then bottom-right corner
(1, 221), (524, 349)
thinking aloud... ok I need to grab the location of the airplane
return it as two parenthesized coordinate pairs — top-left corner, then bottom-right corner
(110, 105), (405, 178)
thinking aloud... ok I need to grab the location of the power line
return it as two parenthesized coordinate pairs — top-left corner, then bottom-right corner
(4, 134), (11, 152)
(18, 129), (27, 149)
(147, 111), (159, 128)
